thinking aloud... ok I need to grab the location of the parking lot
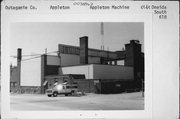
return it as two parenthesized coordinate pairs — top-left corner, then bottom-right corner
(11, 92), (144, 110)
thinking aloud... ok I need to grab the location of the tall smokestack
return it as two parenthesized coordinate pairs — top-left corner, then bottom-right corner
(80, 36), (88, 64)
(17, 48), (22, 87)
(17, 48), (22, 61)
(101, 22), (104, 50)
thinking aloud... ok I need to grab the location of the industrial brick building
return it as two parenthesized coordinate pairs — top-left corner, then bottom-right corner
(10, 36), (144, 94)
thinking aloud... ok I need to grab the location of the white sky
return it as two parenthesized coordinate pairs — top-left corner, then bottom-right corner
(10, 22), (144, 65)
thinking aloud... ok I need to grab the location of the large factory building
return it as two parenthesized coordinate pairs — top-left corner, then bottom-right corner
(10, 36), (144, 94)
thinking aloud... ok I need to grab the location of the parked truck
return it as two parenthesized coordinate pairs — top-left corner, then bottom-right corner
(46, 82), (78, 97)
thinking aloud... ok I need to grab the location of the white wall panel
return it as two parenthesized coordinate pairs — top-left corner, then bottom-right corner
(21, 57), (41, 86)
(60, 64), (133, 80)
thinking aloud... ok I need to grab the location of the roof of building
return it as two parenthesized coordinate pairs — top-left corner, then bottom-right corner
(45, 74), (85, 79)
(61, 63), (133, 68)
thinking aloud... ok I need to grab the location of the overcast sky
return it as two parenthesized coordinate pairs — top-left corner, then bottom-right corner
(10, 22), (144, 65)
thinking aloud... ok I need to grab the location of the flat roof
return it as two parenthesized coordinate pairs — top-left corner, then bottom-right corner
(61, 63), (133, 68)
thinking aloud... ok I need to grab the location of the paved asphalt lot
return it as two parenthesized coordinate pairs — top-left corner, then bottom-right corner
(11, 92), (144, 110)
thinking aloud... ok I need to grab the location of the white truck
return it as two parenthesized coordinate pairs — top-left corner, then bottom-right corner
(46, 83), (78, 97)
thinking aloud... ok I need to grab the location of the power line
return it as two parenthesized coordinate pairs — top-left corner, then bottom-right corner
(11, 51), (58, 58)
(11, 50), (59, 62)
(22, 51), (59, 61)
(11, 54), (42, 58)
(22, 56), (41, 61)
